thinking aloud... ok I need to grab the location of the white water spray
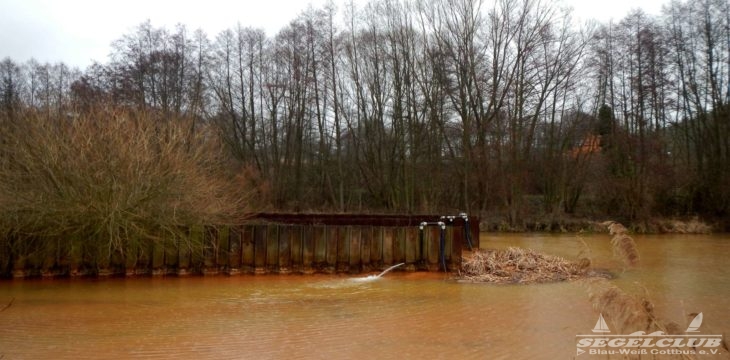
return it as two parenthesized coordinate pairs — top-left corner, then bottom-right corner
(352, 263), (405, 282)
(375, 262), (405, 278)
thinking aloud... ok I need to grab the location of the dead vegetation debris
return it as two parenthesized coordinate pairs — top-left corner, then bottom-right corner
(457, 220), (640, 284)
(457, 247), (597, 284)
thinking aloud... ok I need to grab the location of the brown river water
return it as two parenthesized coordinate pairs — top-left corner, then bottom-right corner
(0, 233), (728, 359)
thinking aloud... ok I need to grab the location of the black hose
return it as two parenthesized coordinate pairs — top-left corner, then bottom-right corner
(439, 226), (446, 272)
(418, 226), (424, 263)
(464, 218), (474, 251)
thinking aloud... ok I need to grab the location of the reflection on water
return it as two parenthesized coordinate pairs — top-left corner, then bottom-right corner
(0, 234), (728, 359)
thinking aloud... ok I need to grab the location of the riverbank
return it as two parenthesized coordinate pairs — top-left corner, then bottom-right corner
(478, 215), (717, 234)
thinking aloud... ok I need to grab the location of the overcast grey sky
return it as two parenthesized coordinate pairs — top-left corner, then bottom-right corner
(0, 0), (666, 69)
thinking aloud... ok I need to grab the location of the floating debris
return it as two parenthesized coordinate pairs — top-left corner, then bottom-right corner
(456, 247), (599, 284)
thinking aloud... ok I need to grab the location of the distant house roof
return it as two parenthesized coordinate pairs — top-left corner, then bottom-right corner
(569, 134), (601, 158)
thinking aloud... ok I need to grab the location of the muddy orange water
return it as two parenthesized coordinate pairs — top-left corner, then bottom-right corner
(1, 233), (728, 359)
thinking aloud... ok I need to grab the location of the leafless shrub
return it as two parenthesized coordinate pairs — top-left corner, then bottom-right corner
(0, 108), (255, 259)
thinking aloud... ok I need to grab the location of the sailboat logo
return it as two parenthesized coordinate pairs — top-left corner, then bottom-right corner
(686, 312), (703, 332)
(592, 313), (610, 333)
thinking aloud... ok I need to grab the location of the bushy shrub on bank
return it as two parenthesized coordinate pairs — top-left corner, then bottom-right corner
(0, 109), (253, 273)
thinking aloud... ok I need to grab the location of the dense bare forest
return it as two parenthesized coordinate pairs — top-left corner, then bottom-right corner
(1, 0), (728, 230)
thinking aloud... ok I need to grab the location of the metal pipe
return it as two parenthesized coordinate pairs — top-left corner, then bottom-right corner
(439, 213), (474, 250)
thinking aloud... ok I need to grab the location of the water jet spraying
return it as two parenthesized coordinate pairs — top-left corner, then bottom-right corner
(375, 262), (405, 278)
(353, 263), (405, 282)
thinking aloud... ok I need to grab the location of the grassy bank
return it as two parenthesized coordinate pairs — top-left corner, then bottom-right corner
(478, 215), (716, 234)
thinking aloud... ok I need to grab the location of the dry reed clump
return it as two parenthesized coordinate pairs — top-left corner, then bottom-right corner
(583, 278), (657, 334)
(604, 221), (640, 267)
(604, 221), (629, 235)
(0, 109), (255, 261)
(581, 279), (704, 360)
(611, 234), (640, 267)
(458, 247), (589, 284)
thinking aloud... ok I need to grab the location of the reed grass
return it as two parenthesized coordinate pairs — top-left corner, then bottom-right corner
(583, 278), (656, 334)
(604, 221), (640, 267)
(0, 297), (13, 312)
(582, 278), (702, 359)
(0, 108), (254, 269)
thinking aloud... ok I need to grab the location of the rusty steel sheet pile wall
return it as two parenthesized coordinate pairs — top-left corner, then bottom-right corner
(0, 213), (479, 278)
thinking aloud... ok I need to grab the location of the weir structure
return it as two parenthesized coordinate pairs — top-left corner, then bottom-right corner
(0, 213), (479, 278)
